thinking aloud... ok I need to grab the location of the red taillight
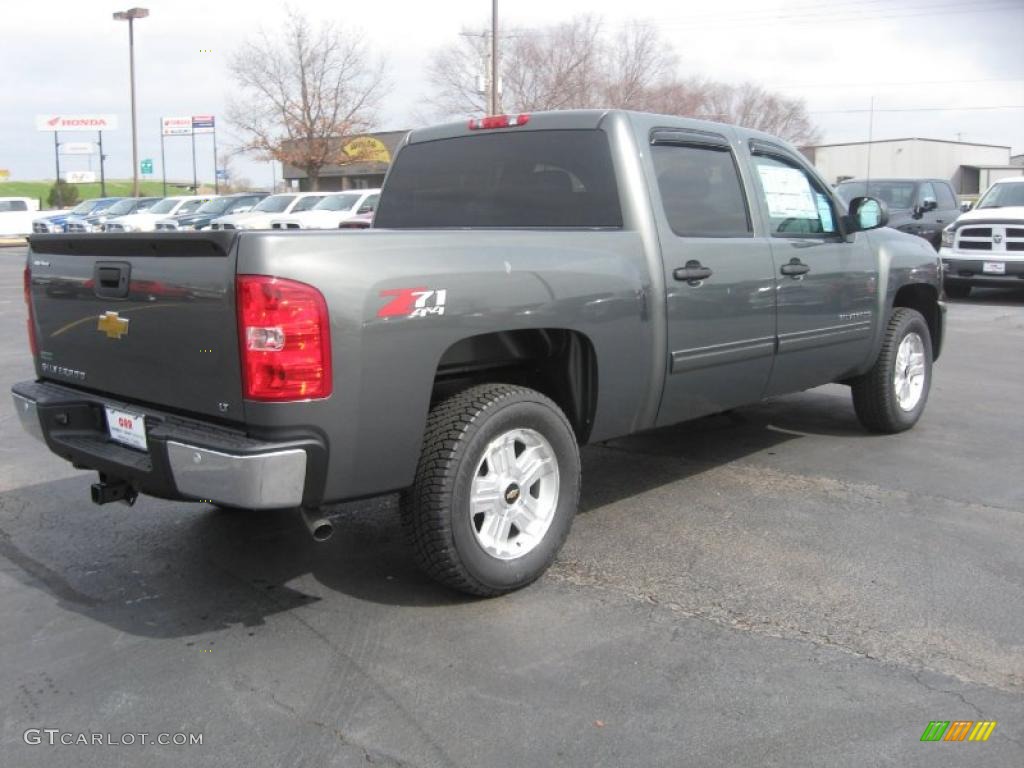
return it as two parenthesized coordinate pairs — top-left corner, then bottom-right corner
(237, 275), (332, 401)
(24, 265), (38, 357)
(467, 113), (530, 130)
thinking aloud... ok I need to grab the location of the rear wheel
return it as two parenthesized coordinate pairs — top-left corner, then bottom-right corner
(400, 383), (581, 596)
(944, 282), (971, 299)
(851, 307), (933, 433)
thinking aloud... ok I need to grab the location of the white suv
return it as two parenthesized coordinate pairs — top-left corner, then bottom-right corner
(209, 192), (329, 230)
(940, 177), (1024, 298)
(270, 189), (380, 230)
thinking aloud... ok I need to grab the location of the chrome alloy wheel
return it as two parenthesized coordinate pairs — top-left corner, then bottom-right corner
(894, 332), (927, 411)
(469, 428), (560, 560)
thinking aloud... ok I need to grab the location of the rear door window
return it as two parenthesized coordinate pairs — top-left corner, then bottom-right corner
(652, 144), (751, 237)
(0, 200), (28, 212)
(375, 129), (622, 228)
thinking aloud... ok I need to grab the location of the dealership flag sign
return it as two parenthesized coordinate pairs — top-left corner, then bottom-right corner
(192, 115), (215, 134)
(36, 114), (118, 132)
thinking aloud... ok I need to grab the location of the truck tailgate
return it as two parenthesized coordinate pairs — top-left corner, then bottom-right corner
(26, 233), (245, 423)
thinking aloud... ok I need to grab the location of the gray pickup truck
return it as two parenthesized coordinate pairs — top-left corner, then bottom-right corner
(13, 109), (945, 596)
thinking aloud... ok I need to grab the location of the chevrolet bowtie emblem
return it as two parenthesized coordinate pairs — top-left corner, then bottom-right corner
(97, 311), (130, 340)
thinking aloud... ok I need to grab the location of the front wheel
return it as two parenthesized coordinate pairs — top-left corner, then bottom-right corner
(400, 384), (581, 596)
(851, 307), (933, 433)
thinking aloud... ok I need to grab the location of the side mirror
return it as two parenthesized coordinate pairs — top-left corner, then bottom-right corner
(849, 196), (889, 231)
(912, 198), (934, 218)
(960, 201), (973, 213)
(232, 206), (252, 214)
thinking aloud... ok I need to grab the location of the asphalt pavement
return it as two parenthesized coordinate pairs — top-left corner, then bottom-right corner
(1, 245), (1021, 767)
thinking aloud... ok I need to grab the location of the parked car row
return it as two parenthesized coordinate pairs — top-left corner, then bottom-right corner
(29, 189), (378, 235)
(154, 194), (266, 231)
(269, 189), (379, 229)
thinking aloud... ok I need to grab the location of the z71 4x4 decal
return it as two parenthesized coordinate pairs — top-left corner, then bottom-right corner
(377, 288), (448, 318)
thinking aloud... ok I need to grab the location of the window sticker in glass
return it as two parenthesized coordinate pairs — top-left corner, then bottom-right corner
(757, 164), (819, 220)
(815, 193), (835, 232)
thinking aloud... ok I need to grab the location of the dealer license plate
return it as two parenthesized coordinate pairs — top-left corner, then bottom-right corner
(982, 262), (1006, 275)
(105, 406), (148, 451)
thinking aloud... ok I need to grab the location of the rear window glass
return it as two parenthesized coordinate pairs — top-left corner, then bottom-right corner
(375, 129), (622, 228)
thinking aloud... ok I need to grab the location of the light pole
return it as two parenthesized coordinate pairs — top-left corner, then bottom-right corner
(113, 7), (149, 198)
(490, 0), (499, 115)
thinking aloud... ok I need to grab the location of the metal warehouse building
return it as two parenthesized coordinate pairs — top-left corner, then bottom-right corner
(802, 138), (1024, 196)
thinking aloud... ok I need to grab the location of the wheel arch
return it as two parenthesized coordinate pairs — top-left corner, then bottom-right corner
(432, 328), (599, 444)
(892, 282), (942, 360)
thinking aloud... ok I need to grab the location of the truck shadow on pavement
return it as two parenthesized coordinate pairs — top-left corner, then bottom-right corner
(0, 387), (865, 634)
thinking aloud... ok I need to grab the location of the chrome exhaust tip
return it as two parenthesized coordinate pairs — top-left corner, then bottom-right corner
(299, 507), (333, 542)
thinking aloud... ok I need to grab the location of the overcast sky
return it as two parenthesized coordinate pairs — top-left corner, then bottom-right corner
(2, 0), (1022, 190)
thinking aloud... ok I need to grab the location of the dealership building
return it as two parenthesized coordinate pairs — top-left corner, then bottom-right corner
(802, 137), (1024, 195)
(281, 130), (409, 191)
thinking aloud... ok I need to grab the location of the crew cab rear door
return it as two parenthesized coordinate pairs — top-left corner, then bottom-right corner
(746, 141), (878, 395)
(645, 128), (778, 425)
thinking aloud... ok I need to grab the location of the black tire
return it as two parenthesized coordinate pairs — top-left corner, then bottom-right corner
(851, 307), (933, 433)
(400, 383), (581, 596)
(944, 282), (971, 299)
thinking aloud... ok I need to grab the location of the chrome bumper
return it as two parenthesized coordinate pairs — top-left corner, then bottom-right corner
(165, 442), (307, 509)
(11, 390), (308, 510)
(12, 392), (43, 442)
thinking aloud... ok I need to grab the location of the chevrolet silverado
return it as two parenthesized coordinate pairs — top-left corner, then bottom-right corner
(13, 109), (945, 596)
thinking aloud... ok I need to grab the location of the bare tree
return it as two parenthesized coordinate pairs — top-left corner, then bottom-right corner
(423, 15), (820, 146)
(702, 82), (821, 146)
(227, 11), (386, 190)
(502, 15), (606, 112)
(601, 23), (676, 110)
(421, 30), (493, 118)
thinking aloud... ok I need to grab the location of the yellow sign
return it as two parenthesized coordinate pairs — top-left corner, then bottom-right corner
(0, 169), (9, 179)
(97, 311), (130, 340)
(343, 136), (390, 164)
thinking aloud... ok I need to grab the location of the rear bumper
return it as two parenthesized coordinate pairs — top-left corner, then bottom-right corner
(12, 380), (323, 510)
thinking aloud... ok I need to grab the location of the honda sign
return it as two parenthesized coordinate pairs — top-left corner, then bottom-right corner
(36, 114), (118, 132)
